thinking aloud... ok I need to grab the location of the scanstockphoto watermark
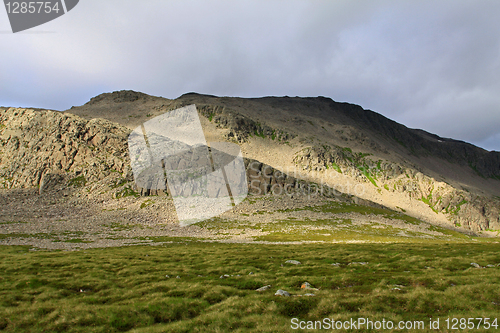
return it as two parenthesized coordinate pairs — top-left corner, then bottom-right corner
(291, 317), (426, 331)
(127, 104), (248, 227)
(3, 0), (79, 33)
(291, 317), (499, 331)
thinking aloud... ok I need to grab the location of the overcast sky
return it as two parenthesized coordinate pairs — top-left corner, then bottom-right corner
(1, 0), (499, 151)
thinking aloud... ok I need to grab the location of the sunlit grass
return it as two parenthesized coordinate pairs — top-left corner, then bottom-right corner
(0, 242), (499, 332)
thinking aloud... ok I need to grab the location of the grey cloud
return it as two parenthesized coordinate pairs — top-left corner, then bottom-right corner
(0, 0), (498, 150)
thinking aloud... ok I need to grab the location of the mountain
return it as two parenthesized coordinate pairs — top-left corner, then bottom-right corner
(1, 90), (499, 248)
(66, 90), (500, 232)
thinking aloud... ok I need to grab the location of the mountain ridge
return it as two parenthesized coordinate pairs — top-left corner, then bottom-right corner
(1, 90), (499, 235)
(66, 90), (500, 232)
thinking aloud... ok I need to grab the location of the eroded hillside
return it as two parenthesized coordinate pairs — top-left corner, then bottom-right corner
(1, 90), (499, 247)
(67, 91), (500, 233)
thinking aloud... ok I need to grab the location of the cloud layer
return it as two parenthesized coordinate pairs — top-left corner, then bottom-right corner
(1, 0), (499, 151)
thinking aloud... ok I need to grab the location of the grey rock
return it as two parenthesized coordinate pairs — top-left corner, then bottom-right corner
(256, 285), (271, 292)
(285, 260), (301, 265)
(275, 289), (291, 297)
(470, 263), (482, 268)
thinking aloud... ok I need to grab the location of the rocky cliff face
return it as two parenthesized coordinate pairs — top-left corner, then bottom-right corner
(293, 145), (500, 231)
(0, 107), (303, 197)
(0, 106), (386, 213)
(2, 90), (500, 235)
(0, 107), (131, 190)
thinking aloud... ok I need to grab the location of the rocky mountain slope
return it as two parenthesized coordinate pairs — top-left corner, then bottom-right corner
(67, 90), (500, 233)
(0, 106), (376, 207)
(1, 90), (499, 238)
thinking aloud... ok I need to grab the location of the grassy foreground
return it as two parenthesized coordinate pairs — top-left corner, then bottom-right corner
(0, 242), (500, 332)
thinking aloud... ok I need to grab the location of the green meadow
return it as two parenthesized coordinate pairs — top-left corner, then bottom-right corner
(1, 241), (500, 332)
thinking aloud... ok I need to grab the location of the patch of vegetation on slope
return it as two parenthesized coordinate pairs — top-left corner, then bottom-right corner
(194, 200), (475, 243)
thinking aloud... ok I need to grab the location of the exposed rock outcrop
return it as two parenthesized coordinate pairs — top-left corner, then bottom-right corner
(293, 145), (500, 231)
(0, 107), (385, 213)
(160, 102), (296, 143)
(0, 107), (131, 189)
